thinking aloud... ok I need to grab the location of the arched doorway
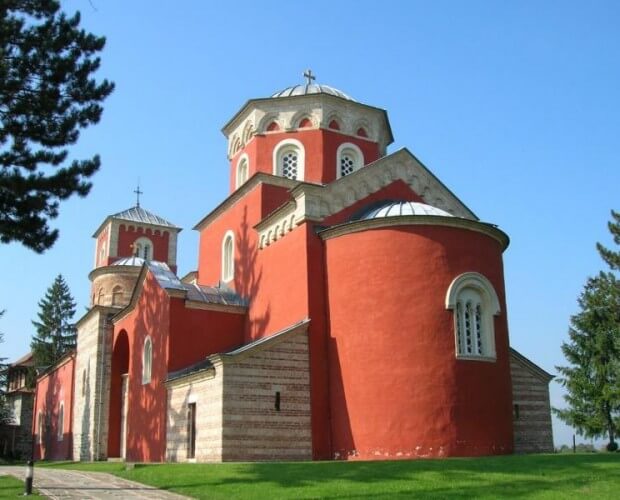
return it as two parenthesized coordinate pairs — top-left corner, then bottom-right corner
(108, 330), (129, 458)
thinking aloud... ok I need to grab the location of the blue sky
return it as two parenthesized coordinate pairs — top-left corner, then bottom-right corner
(1, 1), (619, 448)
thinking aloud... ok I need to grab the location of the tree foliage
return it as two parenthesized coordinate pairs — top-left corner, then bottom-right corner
(555, 210), (620, 451)
(31, 274), (77, 368)
(0, 0), (114, 252)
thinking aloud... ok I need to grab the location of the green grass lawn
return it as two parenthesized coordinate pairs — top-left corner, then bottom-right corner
(0, 475), (40, 498)
(39, 453), (619, 499)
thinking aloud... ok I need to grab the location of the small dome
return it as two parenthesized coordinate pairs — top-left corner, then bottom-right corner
(352, 200), (454, 221)
(271, 83), (354, 102)
(111, 256), (146, 267)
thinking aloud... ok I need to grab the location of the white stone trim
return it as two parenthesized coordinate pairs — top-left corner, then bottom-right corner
(336, 142), (364, 179)
(445, 272), (500, 360)
(273, 138), (305, 181)
(221, 230), (235, 283)
(235, 153), (249, 189)
(142, 336), (152, 385)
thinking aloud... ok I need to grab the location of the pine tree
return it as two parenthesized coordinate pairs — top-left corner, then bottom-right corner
(1, 0), (114, 252)
(31, 275), (77, 368)
(597, 210), (620, 271)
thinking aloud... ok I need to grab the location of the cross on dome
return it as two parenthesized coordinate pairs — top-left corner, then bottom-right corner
(134, 183), (143, 208)
(303, 69), (316, 85)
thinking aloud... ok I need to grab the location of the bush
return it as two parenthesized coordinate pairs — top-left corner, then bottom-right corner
(606, 441), (618, 452)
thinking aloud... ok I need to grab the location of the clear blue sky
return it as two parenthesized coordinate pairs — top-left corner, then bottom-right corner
(1, 0), (619, 448)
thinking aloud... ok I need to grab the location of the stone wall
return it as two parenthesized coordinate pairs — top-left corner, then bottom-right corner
(72, 307), (115, 460)
(0, 392), (34, 459)
(510, 350), (554, 453)
(166, 326), (312, 462)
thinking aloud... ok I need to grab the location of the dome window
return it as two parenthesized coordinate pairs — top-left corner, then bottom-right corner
(356, 127), (368, 138)
(336, 143), (364, 179)
(328, 120), (341, 131)
(298, 117), (312, 128)
(446, 272), (500, 361)
(273, 139), (305, 181)
(266, 121), (280, 132)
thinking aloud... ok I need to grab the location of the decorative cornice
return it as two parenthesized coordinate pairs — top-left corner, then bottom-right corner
(88, 263), (142, 282)
(318, 215), (510, 251)
(256, 148), (480, 249)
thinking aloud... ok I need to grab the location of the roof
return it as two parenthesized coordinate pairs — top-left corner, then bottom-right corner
(351, 200), (454, 221)
(9, 352), (34, 367)
(167, 359), (214, 382)
(111, 206), (178, 228)
(271, 83), (354, 101)
(111, 256), (146, 267)
(509, 348), (554, 382)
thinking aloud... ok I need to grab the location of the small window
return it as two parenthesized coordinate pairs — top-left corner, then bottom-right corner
(37, 411), (43, 444)
(273, 139), (305, 181)
(236, 155), (249, 188)
(514, 404), (520, 420)
(275, 391), (281, 412)
(57, 403), (64, 441)
(112, 286), (123, 306)
(298, 117), (312, 128)
(97, 288), (105, 305)
(187, 402), (196, 459)
(142, 337), (152, 384)
(336, 143), (364, 178)
(328, 119), (340, 131)
(266, 121), (280, 132)
(222, 231), (234, 283)
(356, 127), (368, 138)
(134, 237), (153, 261)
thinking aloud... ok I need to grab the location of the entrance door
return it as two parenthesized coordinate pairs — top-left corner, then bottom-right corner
(187, 403), (196, 459)
(120, 374), (128, 459)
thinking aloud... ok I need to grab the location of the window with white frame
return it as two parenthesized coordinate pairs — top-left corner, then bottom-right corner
(37, 411), (43, 444)
(57, 403), (64, 441)
(445, 272), (500, 360)
(221, 231), (234, 283)
(133, 237), (153, 260)
(336, 143), (364, 178)
(273, 139), (304, 181)
(236, 154), (249, 188)
(142, 337), (152, 384)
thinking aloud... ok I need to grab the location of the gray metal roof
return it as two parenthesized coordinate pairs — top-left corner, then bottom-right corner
(147, 261), (247, 307)
(351, 200), (454, 221)
(112, 256), (146, 267)
(111, 206), (178, 228)
(271, 83), (354, 101)
(167, 359), (214, 382)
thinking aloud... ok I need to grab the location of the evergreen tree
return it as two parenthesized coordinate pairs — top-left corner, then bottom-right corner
(597, 210), (620, 271)
(31, 275), (77, 368)
(1, 0), (114, 252)
(555, 209), (620, 451)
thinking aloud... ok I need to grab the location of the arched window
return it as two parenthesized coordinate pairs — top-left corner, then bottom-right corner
(142, 337), (152, 384)
(356, 127), (368, 138)
(112, 285), (123, 306)
(445, 272), (500, 360)
(37, 411), (43, 444)
(328, 119), (341, 131)
(336, 143), (364, 178)
(57, 403), (64, 441)
(298, 117), (312, 128)
(97, 288), (105, 305)
(133, 237), (153, 260)
(236, 154), (249, 188)
(273, 139), (305, 181)
(266, 121), (280, 132)
(221, 231), (234, 283)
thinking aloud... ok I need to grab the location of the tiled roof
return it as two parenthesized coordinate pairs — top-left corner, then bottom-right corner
(111, 206), (178, 228)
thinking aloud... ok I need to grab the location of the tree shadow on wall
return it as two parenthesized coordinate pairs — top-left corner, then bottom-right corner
(235, 206), (269, 340)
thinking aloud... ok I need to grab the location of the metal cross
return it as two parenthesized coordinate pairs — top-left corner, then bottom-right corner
(303, 69), (316, 85)
(134, 183), (143, 208)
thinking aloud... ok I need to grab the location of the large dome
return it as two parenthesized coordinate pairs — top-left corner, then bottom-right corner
(352, 200), (454, 221)
(271, 83), (354, 101)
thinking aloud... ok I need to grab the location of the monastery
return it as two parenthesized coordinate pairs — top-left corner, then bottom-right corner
(26, 74), (553, 462)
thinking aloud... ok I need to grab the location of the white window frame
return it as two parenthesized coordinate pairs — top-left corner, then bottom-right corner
(142, 336), (152, 384)
(134, 236), (153, 260)
(236, 153), (249, 189)
(37, 411), (43, 444)
(57, 402), (64, 441)
(273, 139), (305, 181)
(221, 230), (235, 283)
(445, 272), (500, 361)
(336, 143), (364, 179)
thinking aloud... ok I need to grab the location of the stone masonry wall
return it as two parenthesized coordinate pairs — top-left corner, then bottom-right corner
(510, 353), (554, 453)
(221, 331), (312, 461)
(166, 371), (223, 462)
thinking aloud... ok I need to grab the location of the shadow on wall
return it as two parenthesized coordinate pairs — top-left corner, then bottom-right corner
(79, 359), (91, 460)
(326, 337), (354, 460)
(236, 206), (270, 341)
(108, 329), (128, 459)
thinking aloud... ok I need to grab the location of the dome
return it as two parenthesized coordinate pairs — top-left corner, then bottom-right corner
(271, 83), (355, 101)
(351, 200), (454, 221)
(111, 256), (146, 267)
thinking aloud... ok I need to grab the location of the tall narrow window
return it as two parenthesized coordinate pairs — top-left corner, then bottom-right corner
(37, 411), (43, 444)
(57, 403), (64, 441)
(134, 237), (153, 261)
(142, 337), (152, 384)
(446, 272), (500, 360)
(187, 402), (196, 459)
(112, 286), (123, 306)
(236, 155), (249, 188)
(221, 231), (234, 283)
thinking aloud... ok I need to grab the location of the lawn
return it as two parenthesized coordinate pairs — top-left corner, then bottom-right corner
(0, 475), (40, 498)
(40, 453), (619, 499)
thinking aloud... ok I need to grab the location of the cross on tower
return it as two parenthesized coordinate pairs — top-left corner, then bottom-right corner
(303, 69), (316, 85)
(134, 183), (143, 208)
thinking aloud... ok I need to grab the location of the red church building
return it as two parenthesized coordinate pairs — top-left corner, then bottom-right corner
(31, 76), (554, 462)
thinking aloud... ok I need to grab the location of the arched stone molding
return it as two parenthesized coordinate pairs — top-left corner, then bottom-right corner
(288, 109), (318, 131)
(445, 272), (501, 315)
(273, 138), (305, 181)
(241, 121), (255, 144)
(257, 112), (282, 134)
(229, 135), (242, 157)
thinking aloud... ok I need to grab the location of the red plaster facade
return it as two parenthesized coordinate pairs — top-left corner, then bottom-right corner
(29, 81), (553, 463)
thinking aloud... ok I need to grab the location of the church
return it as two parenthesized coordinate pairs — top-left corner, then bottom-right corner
(30, 75), (554, 462)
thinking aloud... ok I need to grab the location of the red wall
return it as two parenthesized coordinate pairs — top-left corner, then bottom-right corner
(33, 354), (75, 460)
(324, 225), (514, 460)
(110, 272), (170, 462)
(114, 224), (171, 266)
(230, 129), (380, 190)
